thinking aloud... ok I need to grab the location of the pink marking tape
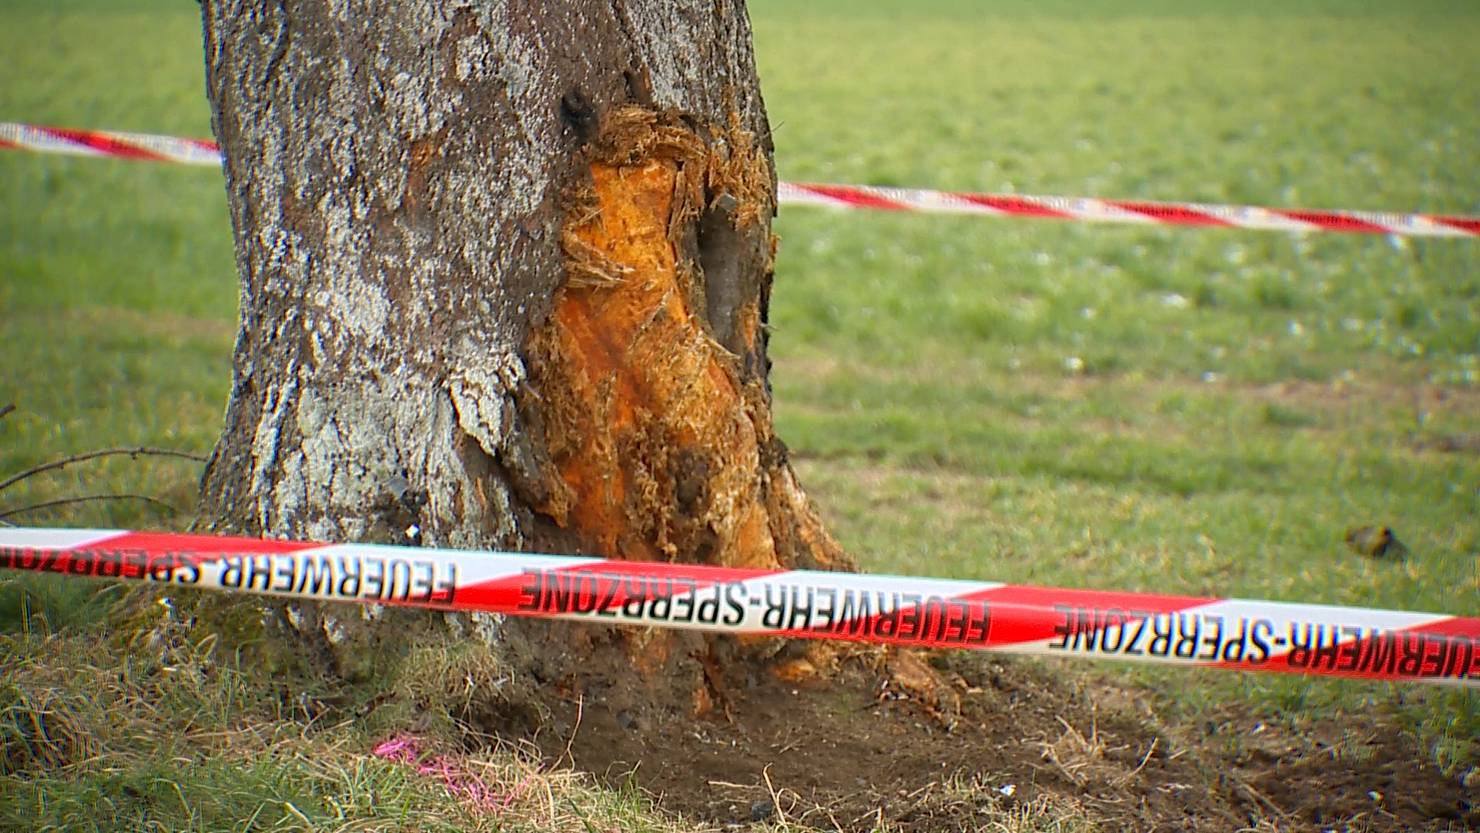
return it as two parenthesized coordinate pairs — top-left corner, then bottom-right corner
(3, 122), (1475, 238)
(2, 527), (1476, 686)
(373, 735), (507, 809)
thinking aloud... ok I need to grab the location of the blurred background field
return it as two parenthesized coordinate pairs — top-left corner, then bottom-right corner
(1, 0), (1477, 822)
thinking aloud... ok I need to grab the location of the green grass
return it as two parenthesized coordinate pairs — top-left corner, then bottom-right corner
(752, 0), (1479, 772)
(1, 0), (1478, 826)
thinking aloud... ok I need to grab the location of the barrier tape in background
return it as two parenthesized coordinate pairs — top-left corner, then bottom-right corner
(3, 122), (1477, 239)
(2, 527), (1476, 687)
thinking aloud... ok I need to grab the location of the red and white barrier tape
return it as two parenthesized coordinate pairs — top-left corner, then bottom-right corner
(780, 181), (1480, 239)
(3, 527), (1476, 686)
(3, 122), (1476, 239)
(0, 122), (221, 166)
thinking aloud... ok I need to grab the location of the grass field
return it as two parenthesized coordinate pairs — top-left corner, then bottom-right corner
(2, 0), (1478, 829)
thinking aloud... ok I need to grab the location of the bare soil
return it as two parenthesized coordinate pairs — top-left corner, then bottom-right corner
(526, 652), (1477, 832)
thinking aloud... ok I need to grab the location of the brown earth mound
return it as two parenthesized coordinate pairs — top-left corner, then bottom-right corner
(524, 652), (1475, 832)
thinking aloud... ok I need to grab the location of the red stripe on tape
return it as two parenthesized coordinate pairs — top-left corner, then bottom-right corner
(1270, 209), (1389, 235)
(440, 572), (535, 612)
(952, 192), (1074, 220)
(37, 125), (173, 162)
(796, 183), (909, 211)
(1433, 216), (1480, 235)
(1105, 199), (1232, 228)
(100, 530), (320, 555)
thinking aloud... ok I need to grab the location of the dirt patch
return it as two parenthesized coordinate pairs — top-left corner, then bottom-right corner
(1228, 712), (1477, 831)
(524, 652), (1475, 832)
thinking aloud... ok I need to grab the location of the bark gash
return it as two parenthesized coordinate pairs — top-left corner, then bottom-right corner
(194, 0), (871, 715)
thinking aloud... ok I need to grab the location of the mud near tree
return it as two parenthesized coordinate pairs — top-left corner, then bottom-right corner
(523, 652), (1475, 832)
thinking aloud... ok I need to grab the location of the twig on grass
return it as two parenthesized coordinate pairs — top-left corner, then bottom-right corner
(1112, 737), (1159, 788)
(1231, 775), (1292, 821)
(559, 694), (584, 770)
(0, 404), (15, 422)
(762, 763), (792, 831)
(0, 493), (178, 520)
(706, 779), (762, 791)
(0, 446), (208, 494)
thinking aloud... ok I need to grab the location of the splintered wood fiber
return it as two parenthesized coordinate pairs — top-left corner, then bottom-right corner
(529, 108), (778, 572)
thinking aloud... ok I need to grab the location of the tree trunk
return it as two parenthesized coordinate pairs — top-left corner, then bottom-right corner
(196, 0), (855, 718)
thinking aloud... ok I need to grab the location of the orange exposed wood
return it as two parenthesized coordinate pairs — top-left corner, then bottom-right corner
(530, 131), (786, 573)
(522, 107), (877, 702)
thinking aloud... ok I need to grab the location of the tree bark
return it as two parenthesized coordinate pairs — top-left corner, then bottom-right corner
(197, 0), (854, 716)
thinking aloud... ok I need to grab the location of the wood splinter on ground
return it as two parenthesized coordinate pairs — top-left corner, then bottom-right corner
(517, 105), (959, 723)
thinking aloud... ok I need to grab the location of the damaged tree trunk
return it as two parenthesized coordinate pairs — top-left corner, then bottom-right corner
(196, 0), (870, 718)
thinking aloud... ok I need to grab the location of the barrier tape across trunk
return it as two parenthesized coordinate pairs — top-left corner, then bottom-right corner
(3, 122), (1477, 239)
(2, 527), (1475, 687)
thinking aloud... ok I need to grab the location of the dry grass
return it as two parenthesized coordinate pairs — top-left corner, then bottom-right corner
(0, 624), (706, 832)
(0, 677), (97, 775)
